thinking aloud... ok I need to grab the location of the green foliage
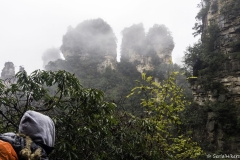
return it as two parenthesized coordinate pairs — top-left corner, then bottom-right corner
(183, 40), (203, 76)
(0, 70), (203, 159)
(195, 0), (210, 21)
(184, 23), (227, 92)
(205, 102), (239, 134)
(193, 0), (210, 37)
(0, 70), (116, 159)
(201, 24), (220, 52)
(181, 102), (207, 133)
(127, 72), (203, 159)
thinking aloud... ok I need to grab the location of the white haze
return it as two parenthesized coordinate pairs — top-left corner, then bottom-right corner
(42, 47), (61, 68)
(0, 0), (200, 74)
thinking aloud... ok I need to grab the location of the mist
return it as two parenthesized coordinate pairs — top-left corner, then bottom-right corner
(0, 0), (200, 73)
(42, 47), (61, 69)
(60, 18), (117, 61)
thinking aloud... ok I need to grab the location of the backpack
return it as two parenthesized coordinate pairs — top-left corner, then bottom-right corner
(0, 140), (18, 160)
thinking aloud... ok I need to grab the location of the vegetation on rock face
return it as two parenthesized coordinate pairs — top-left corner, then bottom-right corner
(220, 0), (240, 16)
(183, 0), (240, 155)
(45, 19), (186, 115)
(184, 22), (226, 92)
(192, 0), (210, 37)
(0, 70), (203, 159)
(205, 101), (240, 134)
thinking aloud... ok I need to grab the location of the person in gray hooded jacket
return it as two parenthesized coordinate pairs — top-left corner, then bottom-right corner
(0, 110), (55, 160)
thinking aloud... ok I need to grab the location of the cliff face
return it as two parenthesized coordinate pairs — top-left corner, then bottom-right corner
(191, 0), (240, 153)
(97, 54), (117, 73)
(56, 21), (174, 75)
(121, 24), (174, 73)
(193, 0), (240, 104)
(124, 45), (172, 73)
(60, 18), (117, 73)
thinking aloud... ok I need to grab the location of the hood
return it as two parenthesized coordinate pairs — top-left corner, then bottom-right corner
(19, 110), (55, 148)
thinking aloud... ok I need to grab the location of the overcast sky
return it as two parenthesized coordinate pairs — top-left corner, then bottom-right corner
(0, 0), (200, 74)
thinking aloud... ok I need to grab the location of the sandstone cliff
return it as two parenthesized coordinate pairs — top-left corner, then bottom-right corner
(190, 0), (240, 153)
(121, 24), (173, 73)
(192, 0), (240, 104)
